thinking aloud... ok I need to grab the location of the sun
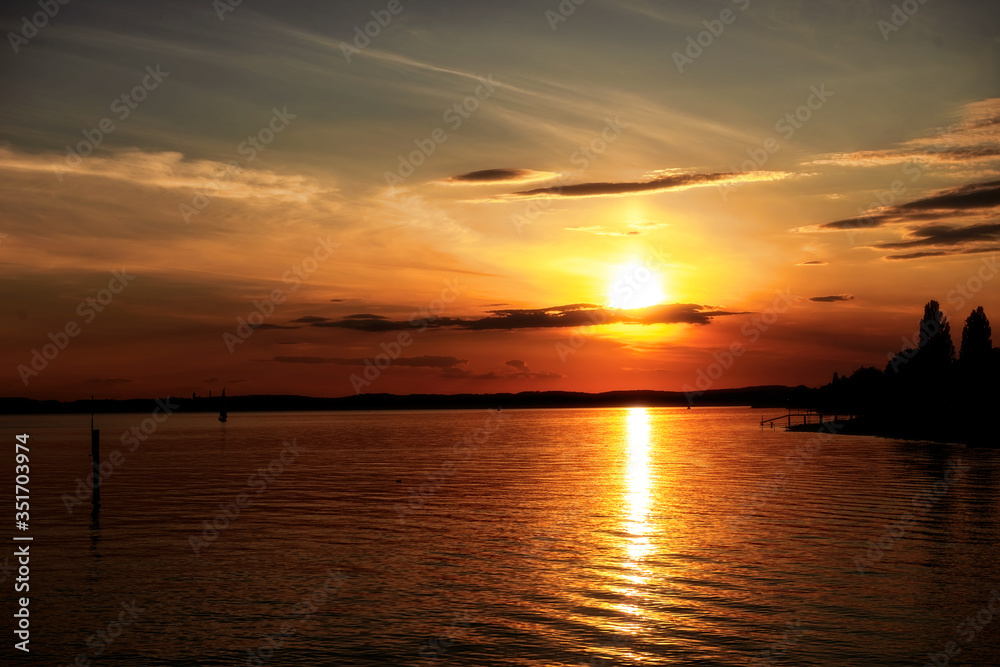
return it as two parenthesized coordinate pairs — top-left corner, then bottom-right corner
(607, 260), (667, 309)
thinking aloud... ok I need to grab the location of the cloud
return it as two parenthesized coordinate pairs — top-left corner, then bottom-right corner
(894, 179), (1000, 213)
(273, 355), (466, 368)
(440, 169), (559, 185)
(0, 147), (331, 204)
(441, 358), (563, 381)
(310, 314), (422, 332)
(478, 170), (793, 201)
(800, 179), (1000, 258)
(875, 222), (1000, 250)
(808, 98), (1000, 169)
(252, 323), (300, 331)
(439, 367), (501, 380)
(394, 356), (468, 368)
(290, 316), (329, 323)
(271, 351), (562, 381)
(884, 246), (1000, 261)
(797, 260), (828, 265)
(810, 295), (854, 302)
(272, 356), (330, 364)
(565, 218), (670, 236)
(301, 302), (743, 333)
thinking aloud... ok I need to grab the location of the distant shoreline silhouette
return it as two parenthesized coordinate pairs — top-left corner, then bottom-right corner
(0, 386), (799, 415)
(4, 299), (994, 447)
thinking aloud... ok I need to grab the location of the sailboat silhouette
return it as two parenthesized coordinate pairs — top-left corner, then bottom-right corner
(218, 388), (228, 423)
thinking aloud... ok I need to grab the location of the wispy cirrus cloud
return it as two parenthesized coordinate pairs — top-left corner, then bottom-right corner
(566, 218), (670, 237)
(0, 147), (331, 204)
(807, 98), (1000, 169)
(273, 355), (466, 368)
(474, 170), (794, 201)
(441, 358), (563, 381)
(272, 354), (563, 381)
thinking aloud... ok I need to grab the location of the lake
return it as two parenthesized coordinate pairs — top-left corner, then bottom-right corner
(3, 407), (999, 666)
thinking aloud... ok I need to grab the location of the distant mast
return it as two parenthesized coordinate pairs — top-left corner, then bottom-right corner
(218, 388), (228, 423)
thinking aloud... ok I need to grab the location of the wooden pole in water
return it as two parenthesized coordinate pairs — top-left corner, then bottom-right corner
(91, 398), (100, 512)
(91, 429), (100, 508)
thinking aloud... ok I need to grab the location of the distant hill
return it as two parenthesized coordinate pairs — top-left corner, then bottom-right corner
(0, 386), (807, 414)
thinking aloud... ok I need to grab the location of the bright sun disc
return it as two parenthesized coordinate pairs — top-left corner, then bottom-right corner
(607, 261), (667, 309)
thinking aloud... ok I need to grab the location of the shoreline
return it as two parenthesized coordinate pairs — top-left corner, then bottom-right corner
(786, 417), (991, 447)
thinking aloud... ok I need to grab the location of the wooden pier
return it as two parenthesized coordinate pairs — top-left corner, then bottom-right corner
(760, 409), (857, 430)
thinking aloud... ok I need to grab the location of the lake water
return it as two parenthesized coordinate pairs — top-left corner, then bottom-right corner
(3, 407), (1000, 666)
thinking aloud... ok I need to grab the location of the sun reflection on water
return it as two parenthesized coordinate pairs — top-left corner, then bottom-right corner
(624, 407), (653, 570)
(625, 408), (650, 561)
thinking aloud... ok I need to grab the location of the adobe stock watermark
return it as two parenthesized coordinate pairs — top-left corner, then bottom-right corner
(340, 0), (412, 62)
(545, 0), (587, 31)
(61, 398), (179, 514)
(885, 257), (998, 374)
(878, 0), (932, 41)
(717, 84), (834, 201)
(578, 631), (634, 667)
(242, 569), (348, 666)
(16, 269), (135, 386)
(349, 278), (462, 393)
(749, 615), (806, 667)
(554, 308), (608, 364)
(223, 235), (337, 353)
(7, 0), (71, 54)
(384, 76), (499, 189)
(672, 0), (750, 73)
(840, 124), (956, 245)
(189, 439), (303, 555)
(554, 245), (669, 364)
(52, 65), (170, 182)
(213, 0), (245, 21)
(682, 288), (795, 404)
(507, 505), (585, 562)
(67, 599), (145, 667)
(409, 612), (475, 667)
(394, 410), (509, 524)
(729, 421), (842, 528)
(180, 106), (296, 223)
(511, 115), (628, 233)
(920, 590), (1000, 667)
(853, 457), (969, 574)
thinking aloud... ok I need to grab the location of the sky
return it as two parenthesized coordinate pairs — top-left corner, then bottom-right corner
(1, 0), (998, 400)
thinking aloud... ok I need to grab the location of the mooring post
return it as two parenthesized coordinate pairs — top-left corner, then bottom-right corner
(91, 427), (100, 508)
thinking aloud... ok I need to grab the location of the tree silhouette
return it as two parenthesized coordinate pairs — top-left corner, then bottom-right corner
(917, 300), (955, 365)
(885, 300), (955, 389)
(959, 306), (992, 366)
(813, 299), (999, 446)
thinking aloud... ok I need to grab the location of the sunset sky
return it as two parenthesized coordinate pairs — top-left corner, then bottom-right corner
(2, 0), (998, 400)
